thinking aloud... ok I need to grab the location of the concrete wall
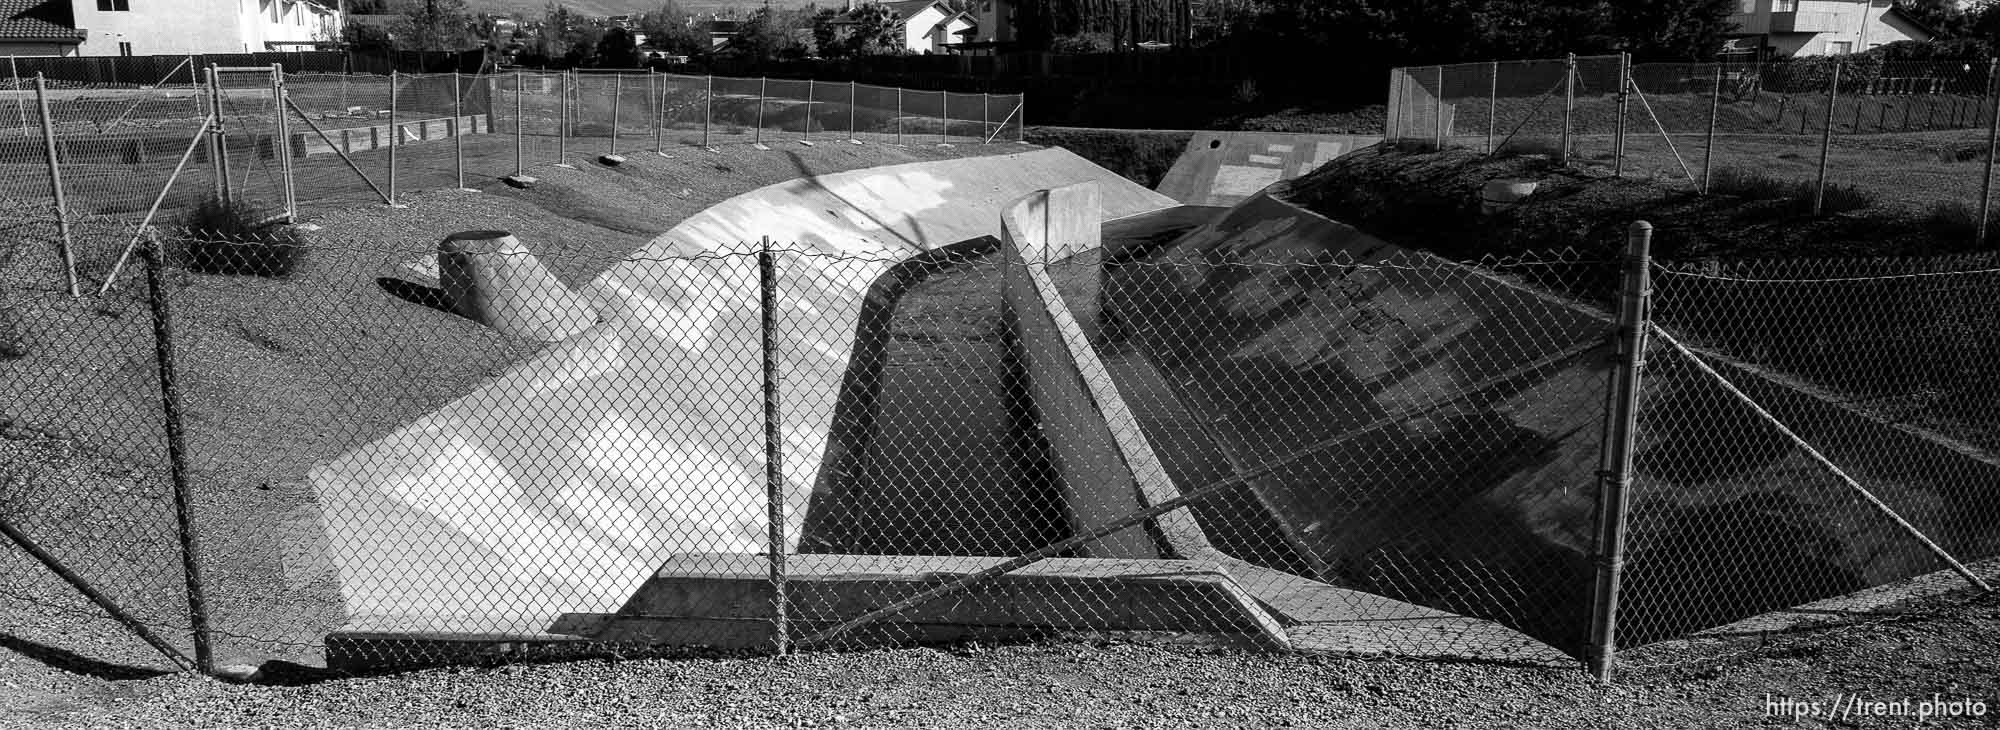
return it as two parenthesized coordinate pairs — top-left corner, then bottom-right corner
(998, 184), (1156, 559)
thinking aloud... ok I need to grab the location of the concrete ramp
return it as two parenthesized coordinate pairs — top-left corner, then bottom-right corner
(1155, 132), (1380, 207)
(311, 148), (1177, 638)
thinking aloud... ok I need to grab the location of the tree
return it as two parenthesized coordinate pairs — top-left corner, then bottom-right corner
(848, 3), (904, 55)
(398, 0), (476, 52)
(595, 26), (642, 66)
(731, 6), (813, 62)
(1904, 0), (1973, 38)
(640, 1), (710, 56)
(1612, 0), (1736, 60)
(812, 8), (856, 57)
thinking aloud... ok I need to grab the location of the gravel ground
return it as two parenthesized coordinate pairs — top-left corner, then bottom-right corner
(3, 585), (1994, 728)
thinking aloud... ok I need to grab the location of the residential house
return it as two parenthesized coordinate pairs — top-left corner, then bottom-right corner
(879, 0), (975, 53)
(1725, 0), (1935, 58)
(0, 0), (342, 57)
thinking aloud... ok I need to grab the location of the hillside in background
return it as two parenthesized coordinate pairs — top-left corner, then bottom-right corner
(467, 0), (808, 17)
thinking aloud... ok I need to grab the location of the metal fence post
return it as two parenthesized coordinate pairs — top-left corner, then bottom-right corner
(451, 71), (466, 189)
(941, 91), (950, 145)
(896, 86), (903, 144)
(272, 64), (296, 221)
(652, 71), (663, 154)
(1561, 54), (1577, 163)
(755, 76), (767, 147)
(804, 79), (814, 141)
(387, 69), (399, 205)
(760, 234), (789, 658)
(142, 237), (217, 677)
(1487, 60), (1498, 154)
(1704, 64), (1721, 194)
(609, 73), (623, 156)
(1812, 59), (1841, 216)
(9, 55), (25, 134)
(1981, 58), (2000, 247)
(33, 74), (78, 298)
(1433, 65), (1445, 149)
(207, 65), (232, 207)
(702, 74), (712, 149)
(983, 91), (991, 143)
(848, 80), (857, 142)
(1613, 53), (1631, 177)
(513, 70), (525, 177)
(1586, 220), (1652, 684)
(556, 70), (569, 165)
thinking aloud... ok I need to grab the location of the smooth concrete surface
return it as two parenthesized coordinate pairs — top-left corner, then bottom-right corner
(1154, 132), (1381, 208)
(310, 148), (1178, 638)
(437, 231), (598, 343)
(546, 554), (1286, 650)
(999, 185), (1206, 560)
(1033, 202), (1566, 661)
(1106, 188), (1613, 654)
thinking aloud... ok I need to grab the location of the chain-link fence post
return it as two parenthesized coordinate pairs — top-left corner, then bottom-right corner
(1561, 53), (1576, 164)
(804, 79), (814, 143)
(387, 69), (399, 205)
(652, 71), (663, 155)
(1487, 60), (1497, 154)
(513, 70), (525, 177)
(608, 73), (624, 159)
(32, 74), (79, 297)
(557, 70), (569, 166)
(8, 55), (25, 134)
(760, 235), (789, 658)
(207, 65), (233, 206)
(703, 74), (712, 149)
(896, 86), (904, 144)
(272, 64), (297, 221)
(1812, 59), (1841, 216)
(1704, 64), (1721, 194)
(983, 92), (991, 143)
(1980, 58), (2000, 247)
(1017, 92), (1025, 142)
(848, 80), (857, 142)
(451, 70), (466, 190)
(941, 91), (950, 145)
(142, 235), (217, 677)
(755, 76), (767, 147)
(1433, 65), (1445, 149)
(1586, 220), (1652, 683)
(1613, 53), (1631, 177)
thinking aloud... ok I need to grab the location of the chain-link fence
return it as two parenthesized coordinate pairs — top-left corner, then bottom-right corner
(7, 189), (1997, 681)
(0, 67), (1025, 307)
(1389, 55), (2000, 245)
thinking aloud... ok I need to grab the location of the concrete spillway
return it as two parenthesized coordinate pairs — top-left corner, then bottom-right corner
(311, 149), (1177, 638)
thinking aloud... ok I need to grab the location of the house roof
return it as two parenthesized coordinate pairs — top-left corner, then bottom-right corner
(1882, 4), (1939, 40)
(0, 0), (82, 44)
(881, 0), (948, 20)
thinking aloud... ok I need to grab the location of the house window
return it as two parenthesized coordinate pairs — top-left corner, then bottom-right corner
(118, 42), (132, 56)
(96, 0), (130, 10)
(1773, 0), (1796, 10)
(1826, 40), (1853, 54)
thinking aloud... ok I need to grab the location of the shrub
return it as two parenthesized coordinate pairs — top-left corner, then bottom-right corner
(1706, 166), (1875, 215)
(1919, 200), (1992, 236)
(1931, 140), (1987, 164)
(177, 198), (304, 278)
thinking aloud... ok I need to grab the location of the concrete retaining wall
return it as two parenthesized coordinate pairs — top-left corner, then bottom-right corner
(998, 184), (1218, 560)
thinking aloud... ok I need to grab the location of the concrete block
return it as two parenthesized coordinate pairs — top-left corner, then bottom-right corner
(437, 231), (598, 342)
